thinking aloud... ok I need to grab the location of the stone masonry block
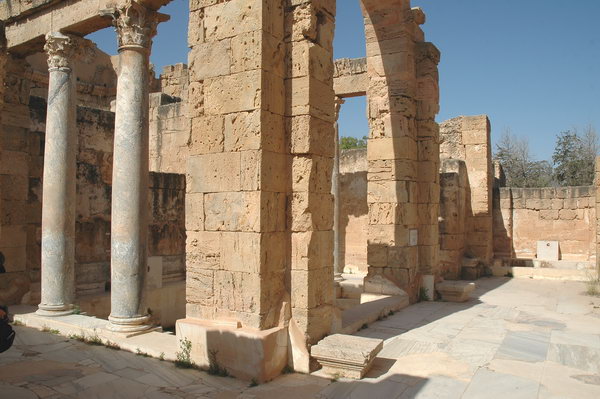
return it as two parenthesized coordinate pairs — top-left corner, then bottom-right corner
(187, 153), (241, 193)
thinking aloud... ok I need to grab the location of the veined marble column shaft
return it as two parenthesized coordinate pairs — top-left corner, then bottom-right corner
(105, 1), (167, 333)
(37, 32), (77, 316)
(333, 97), (345, 284)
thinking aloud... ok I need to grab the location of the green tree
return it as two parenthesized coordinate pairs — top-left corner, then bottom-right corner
(553, 126), (598, 186)
(340, 136), (367, 150)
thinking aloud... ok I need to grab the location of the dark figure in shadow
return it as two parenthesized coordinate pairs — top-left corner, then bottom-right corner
(0, 252), (15, 353)
(0, 252), (6, 273)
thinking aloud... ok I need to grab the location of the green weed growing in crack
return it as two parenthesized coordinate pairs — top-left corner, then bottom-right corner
(175, 337), (195, 369)
(207, 349), (229, 377)
(419, 287), (430, 302)
(105, 341), (120, 350)
(41, 326), (60, 335)
(136, 348), (151, 357)
(86, 334), (103, 346)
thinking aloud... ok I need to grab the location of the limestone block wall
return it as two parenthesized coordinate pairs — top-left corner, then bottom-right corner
(493, 187), (596, 261)
(184, 0), (289, 332)
(339, 148), (368, 274)
(440, 115), (493, 265)
(149, 93), (190, 174)
(0, 56), (40, 301)
(160, 63), (189, 100)
(439, 159), (469, 279)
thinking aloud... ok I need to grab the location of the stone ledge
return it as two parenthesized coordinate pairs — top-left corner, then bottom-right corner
(11, 306), (177, 360)
(311, 334), (383, 379)
(436, 281), (476, 302)
(341, 294), (409, 334)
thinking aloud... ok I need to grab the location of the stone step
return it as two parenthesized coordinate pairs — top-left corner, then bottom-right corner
(340, 293), (409, 335)
(436, 280), (476, 302)
(339, 275), (364, 299)
(311, 334), (383, 379)
(335, 298), (360, 311)
(491, 265), (598, 282)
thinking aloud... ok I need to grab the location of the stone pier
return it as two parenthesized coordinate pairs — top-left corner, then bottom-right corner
(105, 1), (168, 333)
(37, 32), (78, 317)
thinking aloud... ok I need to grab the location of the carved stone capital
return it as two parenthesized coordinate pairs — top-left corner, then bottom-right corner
(103, 1), (168, 51)
(44, 32), (76, 70)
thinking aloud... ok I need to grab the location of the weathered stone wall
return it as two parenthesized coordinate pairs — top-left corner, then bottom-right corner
(440, 115), (493, 265)
(184, 0), (290, 332)
(339, 148), (368, 274)
(285, 0), (336, 357)
(0, 55), (41, 304)
(494, 186), (596, 261)
(439, 159), (469, 279)
(363, 3), (440, 300)
(160, 63), (188, 100)
(149, 93), (190, 174)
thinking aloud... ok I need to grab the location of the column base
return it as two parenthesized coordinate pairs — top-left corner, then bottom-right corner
(36, 304), (74, 317)
(176, 318), (288, 382)
(107, 314), (152, 334)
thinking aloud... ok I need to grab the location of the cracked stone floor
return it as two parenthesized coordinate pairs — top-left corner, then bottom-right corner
(1, 277), (600, 399)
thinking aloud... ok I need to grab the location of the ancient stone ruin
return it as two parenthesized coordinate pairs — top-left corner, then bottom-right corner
(0, 0), (598, 384)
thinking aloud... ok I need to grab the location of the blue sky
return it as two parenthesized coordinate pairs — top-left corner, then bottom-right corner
(89, 0), (600, 161)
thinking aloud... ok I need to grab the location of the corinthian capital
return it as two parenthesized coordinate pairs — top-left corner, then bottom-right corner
(102, 0), (169, 50)
(44, 32), (76, 70)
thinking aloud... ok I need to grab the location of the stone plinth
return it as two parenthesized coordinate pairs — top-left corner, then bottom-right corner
(311, 334), (383, 379)
(436, 281), (476, 302)
(176, 318), (288, 383)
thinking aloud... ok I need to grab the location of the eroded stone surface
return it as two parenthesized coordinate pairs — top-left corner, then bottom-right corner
(311, 334), (383, 379)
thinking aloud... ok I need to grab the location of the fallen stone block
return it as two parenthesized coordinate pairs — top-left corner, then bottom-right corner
(436, 280), (476, 302)
(311, 334), (383, 379)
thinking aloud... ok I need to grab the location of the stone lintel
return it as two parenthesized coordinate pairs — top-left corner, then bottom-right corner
(3, 0), (172, 55)
(334, 57), (367, 98)
(311, 334), (383, 379)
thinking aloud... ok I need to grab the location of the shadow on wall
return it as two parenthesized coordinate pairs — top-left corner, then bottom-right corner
(340, 168), (368, 274)
(492, 187), (515, 260)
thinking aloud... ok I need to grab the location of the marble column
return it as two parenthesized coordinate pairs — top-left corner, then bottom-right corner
(104, 1), (167, 333)
(37, 32), (78, 316)
(333, 97), (345, 285)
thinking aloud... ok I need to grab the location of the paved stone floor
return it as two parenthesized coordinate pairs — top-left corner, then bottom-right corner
(1, 277), (600, 398)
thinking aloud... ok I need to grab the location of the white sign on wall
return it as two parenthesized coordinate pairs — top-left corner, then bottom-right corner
(409, 229), (418, 247)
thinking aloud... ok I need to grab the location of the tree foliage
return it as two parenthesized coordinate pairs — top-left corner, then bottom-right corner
(495, 126), (598, 188)
(340, 136), (367, 150)
(552, 126), (598, 187)
(494, 129), (553, 188)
